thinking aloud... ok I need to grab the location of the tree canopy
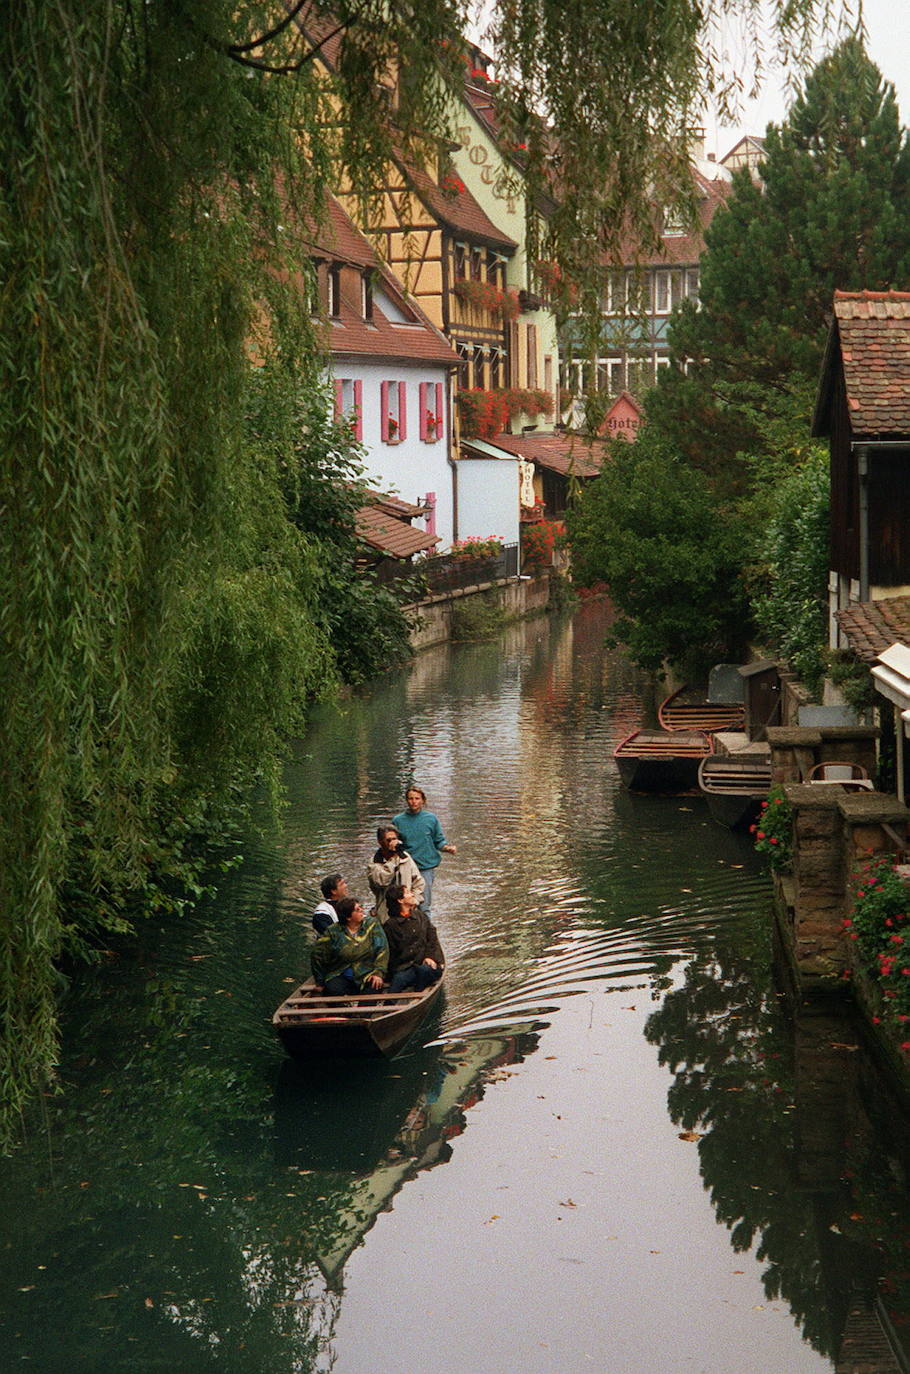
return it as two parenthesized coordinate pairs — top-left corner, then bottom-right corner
(653, 36), (910, 481)
(0, 0), (844, 1130)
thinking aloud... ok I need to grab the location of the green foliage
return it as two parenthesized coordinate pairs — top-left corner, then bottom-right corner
(826, 650), (879, 714)
(847, 857), (910, 1030)
(661, 37), (910, 486)
(748, 449), (830, 694)
(566, 429), (750, 675)
(451, 593), (507, 641)
(750, 788), (793, 871)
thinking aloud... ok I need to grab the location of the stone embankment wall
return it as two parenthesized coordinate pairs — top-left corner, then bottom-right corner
(767, 725), (910, 1091)
(405, 572), (551, 651)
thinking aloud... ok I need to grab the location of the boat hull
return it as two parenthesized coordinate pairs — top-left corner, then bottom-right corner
(273, 974), (445, 1059)
(698, 753), (771, 830)
(613, 729), (713, 794)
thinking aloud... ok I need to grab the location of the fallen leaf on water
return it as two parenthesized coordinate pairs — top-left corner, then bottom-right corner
(622, 1005), (636, 1011)
(282, 977), (296, 984)
(753, 1304), (765, 1311)
(730, 864), (743, 869)
(144, 1298), (154, 1309)
(849, 1212), (864, 1221)
(79, 1181), (91, 1189)
(678, 1131), (703, 1142)
(830, 1042), (859, 1051)
(559, 1199), (577, 1208)
(829, 1224), (842, 1234)
(649, 1249), (661, 1254)
(483, 1216), (500, 1225)
(18, 1286), (35, 1293)
(94, 1292), (119, 1301)
(732, 1270), (744, 1275)
(544, 1056), (557, 1060)
(680, 887), (693, 893)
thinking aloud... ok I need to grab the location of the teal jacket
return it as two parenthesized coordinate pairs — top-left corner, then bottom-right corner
(310, 915), (389, 989)
(392, 808), (447, 870)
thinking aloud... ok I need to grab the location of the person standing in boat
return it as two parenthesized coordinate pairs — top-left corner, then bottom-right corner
(384, 886), (444, 993)
(312, 872), (348, 934)
(310, 897), (389, 995)
(367, 826), (424, 923)
(391, 785), (456, 916)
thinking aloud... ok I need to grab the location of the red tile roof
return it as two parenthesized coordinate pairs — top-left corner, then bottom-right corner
(398, 153), (518, 252)
(463, 432), (604, 478)
(836, 595), (910, 663)
(355, 502), (438, 559)
(818, 291), (910, 437)
(304, 195), (458, 368)
(604, 169), (730, 268)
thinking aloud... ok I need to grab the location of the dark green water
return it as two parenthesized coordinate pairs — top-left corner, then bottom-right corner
(1, 603), (907, 1373)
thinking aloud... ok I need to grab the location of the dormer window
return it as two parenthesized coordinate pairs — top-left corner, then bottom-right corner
(328, 263), (342, 319)
(361, 270), (373, 321)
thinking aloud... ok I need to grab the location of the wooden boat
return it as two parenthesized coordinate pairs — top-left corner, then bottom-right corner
(659, 684), (745, 734)
(613, 728), (713, 793)
(273, 973), (445, 1059)
(698, 752), (772, 829)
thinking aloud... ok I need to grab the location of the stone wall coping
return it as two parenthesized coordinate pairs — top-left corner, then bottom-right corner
(783, 783), (843, 809)
(767, 727), (823, 747)
(836, 792), (910, 823)
(817, 725), (881, 741)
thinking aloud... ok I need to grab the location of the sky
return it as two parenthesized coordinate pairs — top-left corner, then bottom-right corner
(469, 1), (910, 161)
(707, 0), (910, 157)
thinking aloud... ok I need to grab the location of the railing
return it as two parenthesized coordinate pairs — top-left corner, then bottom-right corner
(378, 543), (520, 594)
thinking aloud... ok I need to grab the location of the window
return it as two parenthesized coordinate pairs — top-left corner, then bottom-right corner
(604, 271), (625, 315)
(654, 270), (670, 314)
(655, 355), (671, 376)
(361, 271), (373, 321)
(626, 358), (651, 394)
(454, 242), (467, 280)
(685, 268), (699, 303)
(334, 378), (363, 440)
(489, 346), (503, 389)
(419, 381), (444, 442)
(486, 251), (504, 285)
(597, 358), (623, 395)
(626, 271), (649, 314)
(544, 354), (553, 393)
(470, 247), (483, 281)
(307, 258), (322, 314)
(456, 343), (470, 389)
(473, 343), (486, 390)
(380, 379), (407, 443)
(328, 263), (342, 318)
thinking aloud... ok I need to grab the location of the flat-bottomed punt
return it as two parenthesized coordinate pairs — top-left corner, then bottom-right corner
(658, 684), (746, 734)
(273, 974), (445, 1059)
(698, 752), (772, 829)
(613, 728), (713, 793)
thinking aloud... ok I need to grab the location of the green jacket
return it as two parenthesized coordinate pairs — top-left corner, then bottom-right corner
(310, 914), (389, 989)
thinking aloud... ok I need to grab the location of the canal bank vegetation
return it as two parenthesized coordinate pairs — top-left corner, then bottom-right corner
(0, 0), (848, 1135)
(567, 39), (910, 684)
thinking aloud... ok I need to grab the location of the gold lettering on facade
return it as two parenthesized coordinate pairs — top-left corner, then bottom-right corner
(469, 145), (488, 166)
(480, 165), (494, 185)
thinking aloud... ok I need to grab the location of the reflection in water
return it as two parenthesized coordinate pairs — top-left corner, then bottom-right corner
(0, 604), (907, 1373)
(644, 923), (910, 1368)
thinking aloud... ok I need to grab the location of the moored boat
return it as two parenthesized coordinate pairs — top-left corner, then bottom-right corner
(697, 752), (772, 829)
(273, 973), (445, 1059)
(658, 684), (746, 734)
(613, 728), (713, 793)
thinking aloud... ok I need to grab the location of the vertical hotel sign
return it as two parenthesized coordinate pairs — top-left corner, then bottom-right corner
(455, 124), (519, 216)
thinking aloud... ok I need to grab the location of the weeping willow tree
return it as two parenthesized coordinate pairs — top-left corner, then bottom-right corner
(1, 0), (832, 1129)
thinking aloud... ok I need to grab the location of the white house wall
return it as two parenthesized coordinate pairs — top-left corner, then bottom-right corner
(456, 457), (521, 545)
(329, 358), (455, 548)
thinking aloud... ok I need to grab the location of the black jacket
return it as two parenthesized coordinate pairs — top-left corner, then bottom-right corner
(384, 909), (444, 974)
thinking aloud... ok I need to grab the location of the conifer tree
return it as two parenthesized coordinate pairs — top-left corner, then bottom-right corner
(654, 37), (910, 480)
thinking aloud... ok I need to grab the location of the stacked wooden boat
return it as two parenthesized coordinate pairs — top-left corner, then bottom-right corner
(697, 749), (773, 829)
(658, 687), (746, 734)
(613, 728), (714, 793)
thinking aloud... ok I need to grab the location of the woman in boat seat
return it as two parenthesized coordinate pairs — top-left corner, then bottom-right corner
(367, 826), (425, 922)
(310, 897), (389, 996)
(384, 886), (444, 994)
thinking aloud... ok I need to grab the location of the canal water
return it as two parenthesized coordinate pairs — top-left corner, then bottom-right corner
(0, 601), (907, 1373)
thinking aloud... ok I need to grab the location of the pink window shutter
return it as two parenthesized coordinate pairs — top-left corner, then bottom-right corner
(353, 380), (363, 441)
(333, 379), (343, 421)
(380, 380), (390, 442)
(425, 491), (437, 538)
(418, 382), (428, 441)
(397, 381), (407, 441)
(435, 382), (444, 440)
